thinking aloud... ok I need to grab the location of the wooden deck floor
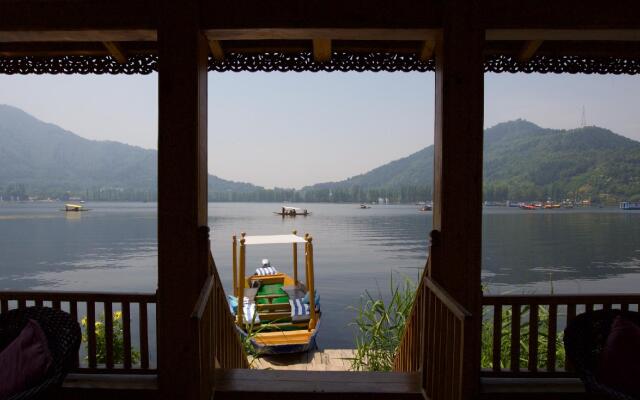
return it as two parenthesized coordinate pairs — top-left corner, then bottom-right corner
(250, 349), (355, 371)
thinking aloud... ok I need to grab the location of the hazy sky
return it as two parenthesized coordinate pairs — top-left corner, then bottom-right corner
(0, 72), (639, 188)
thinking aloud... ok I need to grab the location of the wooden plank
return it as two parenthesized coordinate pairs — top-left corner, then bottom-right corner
(492, 305), (502, 372)
(103, 41), (127, 64)
(157, 0), (209, 396)
(486, 29), (640, 41)
(208, 39), (224, 61)
(419, 39), (435, 61)
(122, 302), (132, 370)
(518, 39), (543, 62)
(528, 305), (539, 372)
(87, 301), (97, 369)
(312, 38), (332, 62)
(482, 294), (640, 306)
(0, 30), (156, 42)
(104, 302), (114, 369)
(0, 291), (156, 303)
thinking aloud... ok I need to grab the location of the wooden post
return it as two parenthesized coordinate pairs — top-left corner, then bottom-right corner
(292, 230), (298, 284)
(304, 234), (310, 290)
(237, 237), (246, 326)
(430, 0), (484, 398)
(232, 235), (238, 297)
(306, 237), (317, 330)
(157, 0), (208, 398)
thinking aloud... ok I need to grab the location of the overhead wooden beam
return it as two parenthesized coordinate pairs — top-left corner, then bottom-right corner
(205, 28), (438, 41)
(207, 39), (224, 60)
(518, 39), (543, 62)
(0, 30), (156, 43)
(487, 29), (640, 41)
(419, 39), (436, 61)
(103, 41), (127, 64)
(312, 38), (331, 62)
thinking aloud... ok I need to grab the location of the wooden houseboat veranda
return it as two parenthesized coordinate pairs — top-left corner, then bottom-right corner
(1, 1), (640, 399)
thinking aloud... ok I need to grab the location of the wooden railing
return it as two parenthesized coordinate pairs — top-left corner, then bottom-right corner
(191, 250), (249, 399)
(394, 272), (471, 400)
(0, 290), (156, 374)
(482, 294), (640, 377)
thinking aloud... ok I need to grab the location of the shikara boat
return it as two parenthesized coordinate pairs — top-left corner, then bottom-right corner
(274, 206), (310, 216)
(63, 203), (89, 212)
(228, 231), (320, 355)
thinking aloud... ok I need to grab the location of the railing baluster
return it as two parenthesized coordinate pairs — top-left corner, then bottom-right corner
(122, 301), (132, 369)
(547, 304), (557, 372)
(18, 299), (26, 309)
(603, 303), (612, 311)
(528, 304), (539, 372)
(622, 303), (629, 312)
(104, 302), (114, 369)
(492, 304), (502, 372)
(69, 301), (79, 368)
(585, 303), (594, 313)
(87, 301), (97, 368)
(139, 302), (149, 369)
(52, 300), (61, 310)
(510, 304), (520, 372)
(1, 298), (7, 313)
(35, 299), (43, 307)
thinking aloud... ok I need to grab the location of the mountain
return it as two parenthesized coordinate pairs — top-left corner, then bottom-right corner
(0, 104), (261, 200)
(304, 119), (640, 202)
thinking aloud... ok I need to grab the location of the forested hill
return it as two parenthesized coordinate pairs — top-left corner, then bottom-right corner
(0, 105), (261, 201)
(302, 119), (640, 202)
(2, 104), (639, 203)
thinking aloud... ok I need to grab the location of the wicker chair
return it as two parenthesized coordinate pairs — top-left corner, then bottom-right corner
(564, 309), (640, 400)
(0, 306), (81, 400)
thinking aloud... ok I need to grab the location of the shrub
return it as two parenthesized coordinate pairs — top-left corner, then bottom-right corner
(81, 311), (140, 365)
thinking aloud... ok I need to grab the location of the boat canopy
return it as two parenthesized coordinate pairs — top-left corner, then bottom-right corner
(282, 206), (305, 211)
(243, 234), (307, 246)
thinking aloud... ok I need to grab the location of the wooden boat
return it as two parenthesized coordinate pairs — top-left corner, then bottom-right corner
(519, 204), (537, 210)
(229, 231), (320, 355)
(274, 206), (311, 216)
(63, 203), (89, 212)
(419, 204), (432, 211)
(359, 204), (371, 209)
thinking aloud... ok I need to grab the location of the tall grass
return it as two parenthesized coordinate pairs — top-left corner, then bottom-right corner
(350, 277), (566, 372)
(350, 275), (417, 371)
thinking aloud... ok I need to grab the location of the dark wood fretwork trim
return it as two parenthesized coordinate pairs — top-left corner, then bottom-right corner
(2, 52), (640, 74)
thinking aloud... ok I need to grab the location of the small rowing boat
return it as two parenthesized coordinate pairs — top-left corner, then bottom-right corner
(228, 231), (320, 355)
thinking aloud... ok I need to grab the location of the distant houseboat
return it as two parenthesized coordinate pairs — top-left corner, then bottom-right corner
(359, 204), (371, 209)
(620, 201), (640, 210)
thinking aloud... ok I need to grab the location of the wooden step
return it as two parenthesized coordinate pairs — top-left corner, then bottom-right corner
(214, 369), (423, 400)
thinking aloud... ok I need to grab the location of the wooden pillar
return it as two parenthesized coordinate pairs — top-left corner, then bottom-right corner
(157, 0), (208, 398)
(431, 0), (484, 398)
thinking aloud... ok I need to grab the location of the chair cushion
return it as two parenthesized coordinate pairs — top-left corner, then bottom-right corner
(598, 315), (640, 398)
(0, 319), (53, 399)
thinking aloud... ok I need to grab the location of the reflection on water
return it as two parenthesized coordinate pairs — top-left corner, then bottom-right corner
(1, 202), (639, 348)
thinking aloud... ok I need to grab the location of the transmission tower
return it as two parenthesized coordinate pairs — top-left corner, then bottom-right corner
(580, 105), (587, 128)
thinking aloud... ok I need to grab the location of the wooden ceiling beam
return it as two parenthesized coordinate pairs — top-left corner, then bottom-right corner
(0, 30), (156, 43)
(312, 38), (331, 62)
(205, 29), (438, 41)
(103, 41), (127, 64)
(419, 39), (436, 60)
(207, 39), (224, 60)
(517, 39), (543, 62)
(487, 29), (640, 41)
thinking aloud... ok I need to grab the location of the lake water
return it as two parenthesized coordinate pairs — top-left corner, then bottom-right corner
(1, 202), (640, 349)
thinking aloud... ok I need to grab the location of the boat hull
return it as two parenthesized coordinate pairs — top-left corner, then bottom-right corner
(237, 319), (320, 355)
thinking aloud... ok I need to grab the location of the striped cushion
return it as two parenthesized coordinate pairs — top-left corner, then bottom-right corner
(289, 298), (311, 322)
(255, 266), (278, 276)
